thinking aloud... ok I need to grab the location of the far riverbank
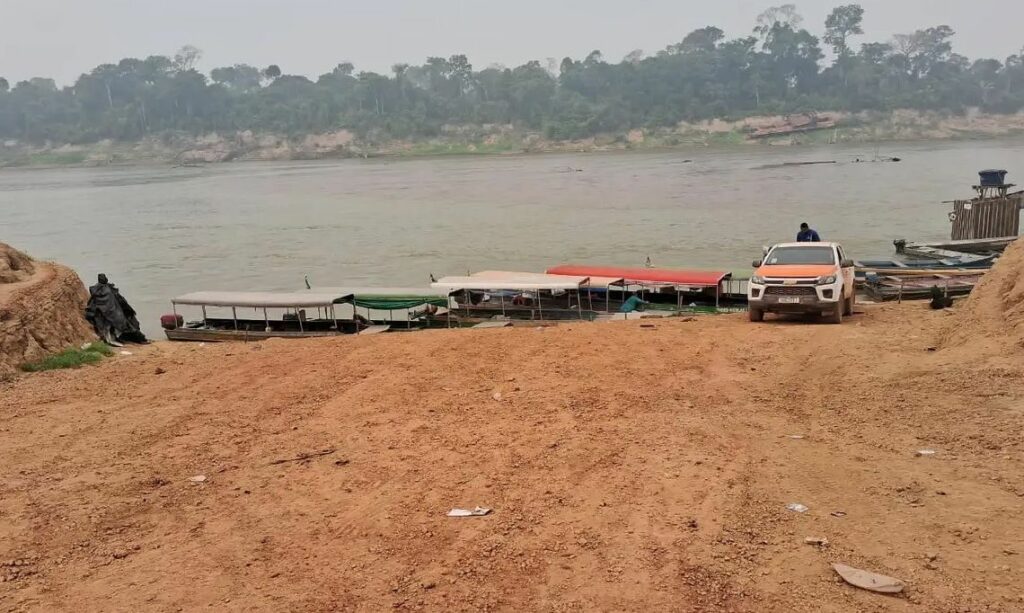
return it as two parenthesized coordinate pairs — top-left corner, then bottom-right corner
(3, 109), (1024, 169)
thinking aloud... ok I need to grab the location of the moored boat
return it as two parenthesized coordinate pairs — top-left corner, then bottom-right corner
(163, 290), (372, 341)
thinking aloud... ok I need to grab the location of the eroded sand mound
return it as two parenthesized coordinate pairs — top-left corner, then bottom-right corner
(0, 243), (94, 379)
(945, 237), (1024, 350)
(0, 243), (36, 283)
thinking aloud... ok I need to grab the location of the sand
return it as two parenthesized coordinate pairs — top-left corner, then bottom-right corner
(1, 302), (1022, 611)
(0, 244), (94, 379)
(945, 237), (1024, 352)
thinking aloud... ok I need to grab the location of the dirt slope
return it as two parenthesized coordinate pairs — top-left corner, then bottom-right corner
(944, 237), (1024, 352)
(2, 303), (1022, 611)
(0, 244), (95, 378)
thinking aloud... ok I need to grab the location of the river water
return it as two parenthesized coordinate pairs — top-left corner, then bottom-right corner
(2, 139), (1022, 335)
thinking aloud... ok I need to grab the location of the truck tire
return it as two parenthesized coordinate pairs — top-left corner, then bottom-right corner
(843, 292), (855, 316)
(826, 301), (843, 324)
(749, 307), (764, 322)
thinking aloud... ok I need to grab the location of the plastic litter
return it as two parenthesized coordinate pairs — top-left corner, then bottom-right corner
(832, 563), (905, 594)
(831, 511), (847, 518)
(447, 507), (492, 517)
(916, 449), (937, 457)
(119, 350), (133, 356)
(786, 434), (805, 440)
(786, 503), (809, 513)
(187, 475), (207, 483)
(805, 537), (829, 547)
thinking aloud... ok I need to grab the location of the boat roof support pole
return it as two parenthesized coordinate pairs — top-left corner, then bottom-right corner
(297, 307), (304, 332)
(264, 308), (270, 331)
(232, 307), (238, 330)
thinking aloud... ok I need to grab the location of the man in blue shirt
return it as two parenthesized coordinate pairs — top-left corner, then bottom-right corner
(797, 222), (821, 242)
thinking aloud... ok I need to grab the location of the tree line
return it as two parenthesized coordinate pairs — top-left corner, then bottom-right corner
(2, 4), (1024, 145)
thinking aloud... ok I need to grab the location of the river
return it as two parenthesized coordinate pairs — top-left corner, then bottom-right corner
(2, 139), (1022, 335)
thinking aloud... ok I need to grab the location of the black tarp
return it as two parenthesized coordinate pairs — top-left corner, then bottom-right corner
(85, 274), (147, 344)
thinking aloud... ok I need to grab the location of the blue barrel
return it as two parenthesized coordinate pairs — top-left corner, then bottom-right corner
(979, 169), (1008, 186)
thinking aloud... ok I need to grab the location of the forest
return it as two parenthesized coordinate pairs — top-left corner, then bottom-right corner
(2, 4), (1023, 145)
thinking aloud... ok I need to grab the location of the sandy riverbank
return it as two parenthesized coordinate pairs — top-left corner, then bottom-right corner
(4, 109), (1024, 168)
(2, 278), (1023, 611)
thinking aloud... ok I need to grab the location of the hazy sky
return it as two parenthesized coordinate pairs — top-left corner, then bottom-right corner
(2, 0), (1021, 85)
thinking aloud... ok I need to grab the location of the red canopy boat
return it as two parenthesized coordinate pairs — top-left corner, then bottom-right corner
(546, 264), (730, 287)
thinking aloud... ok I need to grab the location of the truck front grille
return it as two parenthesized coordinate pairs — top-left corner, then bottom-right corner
(765, 286), (817, 296)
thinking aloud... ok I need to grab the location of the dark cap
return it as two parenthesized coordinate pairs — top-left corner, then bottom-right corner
(800, 222), (809, 229)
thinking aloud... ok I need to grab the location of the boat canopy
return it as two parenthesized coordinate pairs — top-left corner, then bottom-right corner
(305, 287), (449, 310)
(546, 264), (731, 287)
(172, 291), (352, 309)
(432, 274), (585, 292)
(470, 270), (624, 290)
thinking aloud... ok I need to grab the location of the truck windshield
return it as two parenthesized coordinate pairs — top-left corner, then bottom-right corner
(766, 246), (836, 265)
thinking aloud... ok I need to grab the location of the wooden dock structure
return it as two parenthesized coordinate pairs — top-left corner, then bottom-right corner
(950, 192), (1023, 241)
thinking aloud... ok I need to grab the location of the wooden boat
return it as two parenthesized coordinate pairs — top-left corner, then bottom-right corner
(432, 273), (594, 321)
(854, 256), (994, 287)
(863, 272), (984, 301)
(546, 264), (735, 309)
(163, 291), (373, 342)
(747, 113), (837, 139)
(896, 236), (1017, 255)
(305, 287), (455, 330)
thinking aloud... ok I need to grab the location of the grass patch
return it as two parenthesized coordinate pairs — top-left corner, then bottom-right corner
(30, 151), (89, 165)
(20, 342), (113, 372)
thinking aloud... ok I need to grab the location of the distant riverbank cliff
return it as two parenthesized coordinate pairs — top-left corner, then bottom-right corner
(3, 109), (1024, 168)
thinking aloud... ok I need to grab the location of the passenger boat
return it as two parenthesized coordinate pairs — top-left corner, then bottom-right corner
(304, 287), (456, 330)
(162, 291), (375, 342)
(546, 264), (735, 309)
(432, 273), (597, 321)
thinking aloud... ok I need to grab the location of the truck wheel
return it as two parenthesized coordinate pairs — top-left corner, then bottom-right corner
(749, 308), (764, 322)
(843, 292), (855, 316)
(826, 301), (843, 324)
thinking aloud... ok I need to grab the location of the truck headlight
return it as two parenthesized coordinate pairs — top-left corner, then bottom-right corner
(751, 275), (767, 285)
(817, 275), (837, 285)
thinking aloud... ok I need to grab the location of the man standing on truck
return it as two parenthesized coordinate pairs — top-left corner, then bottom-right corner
(797, 222), (821, 242)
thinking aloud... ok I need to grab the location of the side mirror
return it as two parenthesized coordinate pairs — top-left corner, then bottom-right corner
(841, 259), (854, 268)
(752, 259), (763, 268)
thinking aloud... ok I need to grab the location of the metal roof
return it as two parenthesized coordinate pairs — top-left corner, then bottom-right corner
(172, 291), (352, 308)
(546, 264), (731, 287)
(432, 275), (586, 292)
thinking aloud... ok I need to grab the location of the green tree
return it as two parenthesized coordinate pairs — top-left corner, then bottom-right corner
(755, 5), (802, 39)
(263, 65), (282, 80)
(824, 4), (864, 59)
(173, 45), (202, 72)
(211, 64), (263, 91)
(668, 27), (725, 54)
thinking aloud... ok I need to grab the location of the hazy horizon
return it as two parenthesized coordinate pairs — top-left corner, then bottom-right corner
(2, 0), (1022, 86)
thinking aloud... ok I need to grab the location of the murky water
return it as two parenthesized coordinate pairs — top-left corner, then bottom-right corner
(2, 139), (1022, 334)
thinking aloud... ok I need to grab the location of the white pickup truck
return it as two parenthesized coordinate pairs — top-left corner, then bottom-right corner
(747, 242), (856, 324)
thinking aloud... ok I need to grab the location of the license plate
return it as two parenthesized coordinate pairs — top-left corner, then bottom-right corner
(778, 296), (802, 304)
